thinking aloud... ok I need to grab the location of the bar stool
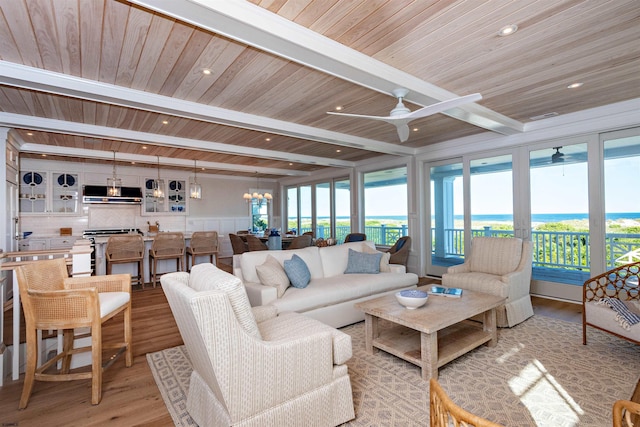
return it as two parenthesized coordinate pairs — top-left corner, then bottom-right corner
(149, 232), (185, 288)
(186, 231), (219, 271)
(106, 234), (145, 289)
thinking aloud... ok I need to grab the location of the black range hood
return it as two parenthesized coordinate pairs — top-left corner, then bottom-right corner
(82, 185), (143, 204)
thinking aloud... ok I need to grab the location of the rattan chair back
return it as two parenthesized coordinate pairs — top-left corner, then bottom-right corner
(149, 232), (185, 287)
(245, 234), (268, 251)
(16, 257), (68, 292)
(388, 236), (411, 266)
(430, 378), (504, 427)
(186, 231), (219, 270)
(229, 233), (248, 254)
(106, 235), (144, 262)
(287, 234), (312, 249)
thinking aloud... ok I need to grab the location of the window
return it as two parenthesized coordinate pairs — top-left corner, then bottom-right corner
(335, 178), (351, 243)
(287, 187), (298, 233)
(363, 167), (408, 246)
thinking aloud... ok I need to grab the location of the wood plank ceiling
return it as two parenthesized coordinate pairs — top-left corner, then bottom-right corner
(0, 0), (638, 178)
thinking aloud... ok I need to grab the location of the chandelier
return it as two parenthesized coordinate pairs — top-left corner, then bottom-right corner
(153, 155), (164, 199)
(190, 160), (202, 199)
(106, 150), (122, 196)
(243, 173), (272, 206)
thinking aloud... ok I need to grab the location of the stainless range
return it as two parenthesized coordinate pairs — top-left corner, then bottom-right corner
(82, 228), (143, 275)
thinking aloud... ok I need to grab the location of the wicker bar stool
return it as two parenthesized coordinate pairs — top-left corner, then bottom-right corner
(149, 232), (185, 288)
(186, 231), (219, 271)
(106, 235), (145, 289)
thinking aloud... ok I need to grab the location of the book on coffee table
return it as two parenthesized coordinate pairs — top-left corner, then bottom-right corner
(428, 286), (463, 298)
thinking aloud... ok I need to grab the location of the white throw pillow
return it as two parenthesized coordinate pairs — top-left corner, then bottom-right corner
(255, 255), (290, 297)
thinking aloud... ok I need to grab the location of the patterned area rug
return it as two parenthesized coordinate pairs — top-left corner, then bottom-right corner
(147, 315), (639, 426)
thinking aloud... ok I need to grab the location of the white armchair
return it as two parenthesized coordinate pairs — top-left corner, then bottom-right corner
(442, 236), (534, 327)
(161, 263), (355, 427)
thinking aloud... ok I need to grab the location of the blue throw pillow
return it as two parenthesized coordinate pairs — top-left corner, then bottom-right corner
(344, 249), (383, 274)
(283, 254), (311, 288)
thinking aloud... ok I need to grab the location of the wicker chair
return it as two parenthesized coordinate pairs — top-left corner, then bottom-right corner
(15, 258), (132, 409)
(106, 235), (145, 289)
(344, 233), (366, 243)
(186, 231), (219, 271)
(430, 378), (504, 427)
(287, 234), (312, 249)
(387, 236), (411, 267)
(245, 234), (268, 251)
(582, 261), (640, 345)
(149, 232), (185, 287)
(616, 379), (640, 427)
(229, 233), (248, 255)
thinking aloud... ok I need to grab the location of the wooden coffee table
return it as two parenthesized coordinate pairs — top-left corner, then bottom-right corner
(354, 286), (506, 380)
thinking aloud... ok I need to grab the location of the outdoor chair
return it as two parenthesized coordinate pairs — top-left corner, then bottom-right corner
(186, 231), (219, 271)
(387, 236), (411, 267)
(582, 261), (640, 345)
(442, 236), (534, 327)
(430, 378), (504, 427)
(15, 258), (132, 408)
(344, 233), (366, 243)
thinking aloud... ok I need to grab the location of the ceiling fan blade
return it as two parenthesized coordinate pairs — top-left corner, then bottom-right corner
(326, 111), (396, 122)
(403, 93), (482, 120)
(396, 123), (410, 143)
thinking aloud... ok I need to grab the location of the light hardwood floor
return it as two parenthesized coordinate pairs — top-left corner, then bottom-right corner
(0, 271), (582, 427)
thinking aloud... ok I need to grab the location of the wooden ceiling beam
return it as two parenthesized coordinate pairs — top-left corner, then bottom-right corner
(128, 0), (523, 135)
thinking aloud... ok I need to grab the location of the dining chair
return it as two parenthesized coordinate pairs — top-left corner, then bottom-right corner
(229, 233), (248, 254)
(287, 234), (312, 249)
(15, 258), (132, 408)
(186, 231), (219, 271)
(245, 234), (268, 251)
(344, 233), (367, 243)
(149, 232), (185, 287)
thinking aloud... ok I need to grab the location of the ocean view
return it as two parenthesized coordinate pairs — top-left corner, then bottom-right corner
(322, 213), (640, 224)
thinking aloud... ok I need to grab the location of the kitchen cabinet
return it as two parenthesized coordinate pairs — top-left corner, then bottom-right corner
(19, 236), (78, 251)
(19, 171), (80, 214)
(143, 178), (187, 215)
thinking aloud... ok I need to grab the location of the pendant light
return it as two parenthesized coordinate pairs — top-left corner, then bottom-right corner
(190, 160), (202, 199)
(243, 172), (272, 206)
(106, 150), (122, 197)
(153, 155), (164, 199)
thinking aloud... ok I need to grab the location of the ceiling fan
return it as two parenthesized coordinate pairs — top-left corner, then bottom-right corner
(327, 88), (482, 142)
(552, 147), (565, 163)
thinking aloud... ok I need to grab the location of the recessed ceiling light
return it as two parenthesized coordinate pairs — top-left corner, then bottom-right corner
(265, 137), (271, 141)
(41, 154), (46, 157)
(26, 132), (33, 136)
(498, 24), (518, 36)
(131, 161), (136, 165)
(567, 82), (583, 89)
(142, 146), (147, 150)
(336, 149), (341, 153)
(162, 120), (169, 125)
(335, 106), (343, 111)
(412, 127), (419, 132)
(202, 69), (211, 75)
(289, 163), (293, 166)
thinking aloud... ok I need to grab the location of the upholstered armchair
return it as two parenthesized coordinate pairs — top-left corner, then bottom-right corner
(161, 263), (355, 427)
(442, 236), (534, 327)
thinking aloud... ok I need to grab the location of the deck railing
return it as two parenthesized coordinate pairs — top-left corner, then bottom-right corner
(432, 227), (640, 270)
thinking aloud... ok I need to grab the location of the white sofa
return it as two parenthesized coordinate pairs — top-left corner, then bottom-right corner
(233, 241), (419, 328)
